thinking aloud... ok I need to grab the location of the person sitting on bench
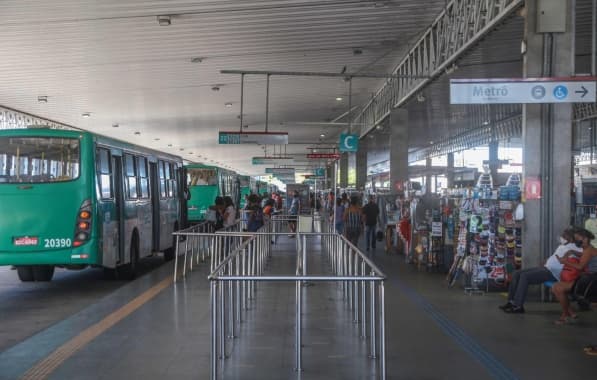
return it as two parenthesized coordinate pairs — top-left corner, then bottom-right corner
(552, 228), (597, 324)
(500, 227), (581, 314)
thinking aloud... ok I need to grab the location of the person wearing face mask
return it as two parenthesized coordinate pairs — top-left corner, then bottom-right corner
(552, 228), (597, 324)
(500, 228), (581, 314)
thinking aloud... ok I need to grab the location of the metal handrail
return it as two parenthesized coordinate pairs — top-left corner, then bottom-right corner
(207, 225), (387, 380)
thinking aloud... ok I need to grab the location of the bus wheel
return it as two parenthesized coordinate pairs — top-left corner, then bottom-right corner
(32, 265), (55, 281)
(120, 239), (139, 281)
(16, 266), (34, 282)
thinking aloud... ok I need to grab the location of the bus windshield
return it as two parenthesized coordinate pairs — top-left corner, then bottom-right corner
(187, 168), (217, 186)
(0, 136), (80, 183)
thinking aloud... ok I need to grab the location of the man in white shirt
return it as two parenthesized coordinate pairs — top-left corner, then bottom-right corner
(500, 227), (582, 313)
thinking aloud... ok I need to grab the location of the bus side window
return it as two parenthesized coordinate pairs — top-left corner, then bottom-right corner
(169, 163), (177, 198)
(158, 160), (167, 198)
(124, 153), (138, 199)
(97, 148), (113, 199)
(137, 156), (149, 199)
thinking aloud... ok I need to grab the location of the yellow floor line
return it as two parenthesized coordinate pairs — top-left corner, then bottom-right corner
(20, 276), (172, 380)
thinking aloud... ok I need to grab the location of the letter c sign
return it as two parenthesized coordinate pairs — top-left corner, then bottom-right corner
(339, 133), (359, 152)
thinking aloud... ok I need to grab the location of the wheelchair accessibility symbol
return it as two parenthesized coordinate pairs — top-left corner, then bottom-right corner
(553, 85), (568, 100)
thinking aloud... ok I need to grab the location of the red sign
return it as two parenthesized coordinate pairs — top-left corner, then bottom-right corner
(525, 176), (541, 200)
(307, 153), (340, 159)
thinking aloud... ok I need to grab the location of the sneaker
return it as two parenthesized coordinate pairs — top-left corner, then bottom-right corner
(498, 302), (513, 311)
(504, 305), (525, 314)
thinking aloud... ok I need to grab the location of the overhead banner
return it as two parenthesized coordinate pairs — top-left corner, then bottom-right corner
(339, 133), (359, 152)
(450, 77), (596, 104)
(219, 131), (289, 145)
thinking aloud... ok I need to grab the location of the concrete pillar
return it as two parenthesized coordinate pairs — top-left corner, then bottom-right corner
(339, 153), (348, 188)
(389, 108), (409, 191)
(425, 158), (432, 194)
(523, 0), (575, 268)
(447, 152), (455, 188)
(488, 140), (499, 181)
(356, 139), (368, 191)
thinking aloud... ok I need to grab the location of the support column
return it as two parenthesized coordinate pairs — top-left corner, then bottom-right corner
(356, 139), (368, 191)
(447, 153), (455, 188)
(488, 140), (499, 181)
(340, 153), (348, 188)
(523, 0), (575, 268)
(425, 158), (432, 194)
(389, 109), (409, 191)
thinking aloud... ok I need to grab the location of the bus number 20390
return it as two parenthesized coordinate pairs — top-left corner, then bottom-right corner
(44, 238), (72, 248)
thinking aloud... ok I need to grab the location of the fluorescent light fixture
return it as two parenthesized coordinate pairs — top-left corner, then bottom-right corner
(225, 102), (233, 108)
(112, 124), (119, 128)
(134, 131), (141, 135)
(320, 134), (325, 138)
(157, 15), (171, 26)
(81, 112), (91, 118)
(190, 57), (205, 63)
(336, 97), (343, 101)
(37, 96), (48, 103)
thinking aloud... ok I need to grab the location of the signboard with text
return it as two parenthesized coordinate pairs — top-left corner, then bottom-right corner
(252, 157), (294, 165)
(219, 131), (288, 145)
(307, 153), (341, 160)
(339, 133), (359, 152)
(450, 77), (596, 104)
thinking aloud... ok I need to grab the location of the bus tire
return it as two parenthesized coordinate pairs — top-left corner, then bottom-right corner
(32, 265), (55, 281)
(16, 266), (34, 282)
(163, 223), (179, 262)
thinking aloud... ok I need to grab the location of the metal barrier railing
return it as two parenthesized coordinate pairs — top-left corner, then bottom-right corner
(172, 220), (245, 281)
(207, 224), (387, 379)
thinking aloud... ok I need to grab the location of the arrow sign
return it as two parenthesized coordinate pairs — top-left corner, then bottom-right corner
(575, 86), (588, 98)
(450, 77), (596, 104)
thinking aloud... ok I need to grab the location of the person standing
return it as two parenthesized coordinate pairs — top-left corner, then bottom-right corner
(362, 195), (380, 252)
(344, 195), (363, 247)
(288, 190), (300, 236)
(333, 198), (345, 235)
(222, 196), (237, 229)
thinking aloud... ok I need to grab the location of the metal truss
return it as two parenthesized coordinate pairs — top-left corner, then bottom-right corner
(353, 0), (524, 137)
(408, 104), (522, 163)
(574, 102), (597, 122)
(0, 106), (74, 131)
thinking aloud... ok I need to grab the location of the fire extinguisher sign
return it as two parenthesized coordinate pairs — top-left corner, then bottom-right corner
(525, 176), (542, 200)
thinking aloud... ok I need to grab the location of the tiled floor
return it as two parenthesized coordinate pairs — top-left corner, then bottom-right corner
(1, 236), (597, 380)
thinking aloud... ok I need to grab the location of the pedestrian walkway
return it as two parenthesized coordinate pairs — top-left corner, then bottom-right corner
(1, 236), (597, 379)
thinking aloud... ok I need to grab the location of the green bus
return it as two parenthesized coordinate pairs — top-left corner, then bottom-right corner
(0, 127), (185, 282)
(186, 164), (239, 222)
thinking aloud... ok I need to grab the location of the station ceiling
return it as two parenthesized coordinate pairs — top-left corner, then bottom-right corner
(0, 0), (594, 175)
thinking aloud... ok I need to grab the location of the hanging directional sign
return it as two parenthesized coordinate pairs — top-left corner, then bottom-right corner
(307, 153), (341, 159)
(252, 156), (294, 165)
(450, 77), (596, 104)
(265, 167), (295, 175)
(339, 133), (359, 152)
(314, 167), (326, 177)
(219, 131), (288, 145)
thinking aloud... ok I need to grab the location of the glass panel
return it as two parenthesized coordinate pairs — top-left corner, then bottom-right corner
(137, 156), (147, 178)
(124, 154), (136, 177)
(140, 178), (149, 198)
(100, 174), (112, 199)
(0, 136), (80, 183)
(128, 177), (138, 199)
(98, 149), (110, 174)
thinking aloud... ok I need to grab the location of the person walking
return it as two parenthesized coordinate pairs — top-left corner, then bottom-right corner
(288, 190), (300, 236)
(344, 195), (363, 247)
(362, 195), (380, 252)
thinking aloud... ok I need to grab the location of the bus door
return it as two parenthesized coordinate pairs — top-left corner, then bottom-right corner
(112, 155), (126, 265)
(149, 162), (160, 251)
(179, 166), (189, 229)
